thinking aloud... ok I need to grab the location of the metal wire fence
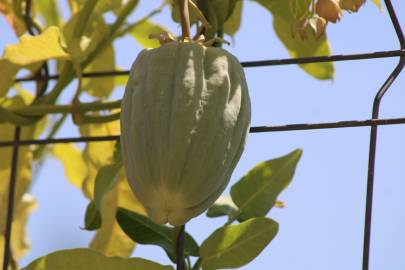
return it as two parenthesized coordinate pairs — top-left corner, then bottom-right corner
(1, 0), (405, 270)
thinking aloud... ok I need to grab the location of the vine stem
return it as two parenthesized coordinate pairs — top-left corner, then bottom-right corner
(12, 100), (121, 116)
(179, 0), (191, 40)
(175, 225), (186, 270)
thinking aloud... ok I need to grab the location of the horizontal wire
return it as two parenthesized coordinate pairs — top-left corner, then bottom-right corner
(0, 116), (404, 147)
(15, 49), (405, 82)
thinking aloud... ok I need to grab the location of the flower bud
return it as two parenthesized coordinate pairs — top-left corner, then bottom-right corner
(316, 0), (342, 23)
(340, 0), (366, 12)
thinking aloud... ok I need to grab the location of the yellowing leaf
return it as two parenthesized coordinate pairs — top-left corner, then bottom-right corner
(90, 178), (145, 257)
(78, 120), (145, 257)
(62, 13), (115, 97)
(82, 44), (115, 98)
(23, 248), (174, 270)
(34, 0), (61, 26)
(274, 17), (334, 79)
(251, 0), (334, 80)
(0, 26), (70, 96)
(79, 120), (119, 168)
(372, 0), (382, 10)
(52, 144), (88, 189)
(0, 195), (37, 269)
(130, 20), (170, 48)
(0, 93), (44, 268)
(2, 27), (68, 65)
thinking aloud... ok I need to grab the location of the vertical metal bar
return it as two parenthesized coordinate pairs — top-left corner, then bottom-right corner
(2, 127), (21, 270)
(362, 1), (405, 269)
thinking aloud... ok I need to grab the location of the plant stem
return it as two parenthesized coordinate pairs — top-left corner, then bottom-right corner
(12, 100), (121, 116)
(175, 225), (186, 270)
(224, 209), (242, 226)
(33, 113), (68, 160)
(179, 0), (191, 40)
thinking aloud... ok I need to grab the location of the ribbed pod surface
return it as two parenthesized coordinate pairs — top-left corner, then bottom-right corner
(121, 42), (251, 225)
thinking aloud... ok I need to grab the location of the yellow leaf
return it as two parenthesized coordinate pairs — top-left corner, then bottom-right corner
(34, 0), (62, 27)
(130, 20), (170, 48)
(82, 44), (115, 98)
(0, 195), (37, 269)
(0, 93), (45, 268)
(90, 177), (145, 257)
(372, 0), (382, 10)
(3, 27), (68, 65)
(23, 248), (174, 270)
(0, 26), (70, 96)
(79, 120), (120, 168)
(62, 13), (115, 97)
(52, 144), (88, 189)
(77, 120), (146, 257)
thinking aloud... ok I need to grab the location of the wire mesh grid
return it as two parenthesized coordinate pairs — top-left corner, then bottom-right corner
(1, 0), (405, 269)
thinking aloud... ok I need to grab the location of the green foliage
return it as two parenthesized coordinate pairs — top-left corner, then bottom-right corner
(223, 0), (243, 36)
(23, 248), (174, 270)
(231, 149), (302, 219)
(0, 0), (376, 269)
(116, 208), (199, 262)
(206, 196), (248, 222)
(200, 217), (279, 270)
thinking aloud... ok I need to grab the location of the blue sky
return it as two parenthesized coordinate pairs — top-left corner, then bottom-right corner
(1, 1), (405, 269)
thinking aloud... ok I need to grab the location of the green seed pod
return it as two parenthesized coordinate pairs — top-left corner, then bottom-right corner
(121, 42), (251, 226)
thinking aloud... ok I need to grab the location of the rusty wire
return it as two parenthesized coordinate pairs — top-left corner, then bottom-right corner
(1, 1), (404, 270)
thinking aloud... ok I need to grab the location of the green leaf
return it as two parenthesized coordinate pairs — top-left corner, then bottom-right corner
(23, 248), (174, 270)
(116, 207), (199, 262)
(231, 149), (302, 219)
(84, 201), (102, 230)
(200, 217), (278, 270)
(206, 203), (239, 218)
(251, 0), (334, 80)
(206, 196), (248, 222)
(51, 143), (88, 189)
(0, 26), (69, 96)
(223, 0), (243, 36)
(129, 19), (170, 48)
